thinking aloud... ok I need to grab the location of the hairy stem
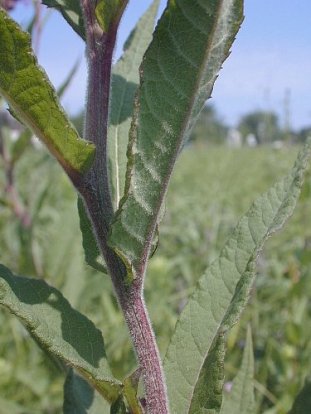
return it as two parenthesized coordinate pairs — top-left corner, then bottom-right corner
(81, 193), (169, 413)
(79, 3), (169, 412)
(81, 0), (116, 226)
(122, 289), (169, 414)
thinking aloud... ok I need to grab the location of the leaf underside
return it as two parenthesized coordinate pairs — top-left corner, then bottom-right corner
(220, 327), (255, 414)
(0, 265), (121, 403)
(163, 141), (311, 414)
(42, 0), (85, 40)
(108, 0), (160, 211)
(0, 11), (94, 175)
(109, 0), (244, 279)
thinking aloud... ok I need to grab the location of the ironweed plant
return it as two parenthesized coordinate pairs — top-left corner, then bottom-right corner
(0, 1), (310, 413)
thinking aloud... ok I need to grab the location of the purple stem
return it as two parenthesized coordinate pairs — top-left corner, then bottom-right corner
(78, 2), (169, 413)
(81, 0), (115, 226)
(122, 287), (169, 414)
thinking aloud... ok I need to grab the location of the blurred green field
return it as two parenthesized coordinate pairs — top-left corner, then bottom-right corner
(0, 142), (310, 413)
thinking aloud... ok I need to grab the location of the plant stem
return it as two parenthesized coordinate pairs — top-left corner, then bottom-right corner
(122, 288), (169, 414)
(81, 0), (116, 227)
(81, 196), (170, 413)
(79, 3), (169, 412)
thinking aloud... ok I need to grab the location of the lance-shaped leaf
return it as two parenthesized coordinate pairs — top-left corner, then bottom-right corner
(220, 327), (255, 414)
(108, 0), (160, 210)
(0, 264), (121, 402)
(42, 0), (85, 40)
(289, 376), (311, 414)
(0, 11), (94, 176)
(64, 369), (110, 414)
(109, 0), (244, 278)
(163, 141), (311, 414)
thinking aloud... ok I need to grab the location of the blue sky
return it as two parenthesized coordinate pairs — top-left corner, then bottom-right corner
(11, 1), (311, 130)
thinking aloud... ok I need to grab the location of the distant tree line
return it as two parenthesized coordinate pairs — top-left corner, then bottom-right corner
(189, 105), (311, 146)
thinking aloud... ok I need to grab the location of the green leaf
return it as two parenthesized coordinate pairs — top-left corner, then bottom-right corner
(0, 264), (121, 403)
(64, 369), (110, 414)
(0, 11), (95, 175)
(108, 0), (160, 210)
(42, 0), (85, 40)
(289, 376), (311, 414)
(95, 0), (128, 33)
(220, 327), (255, 414)
(109, 0), (244, 279)
(77, 197), (107, 274)
(163, 141), (311, 414)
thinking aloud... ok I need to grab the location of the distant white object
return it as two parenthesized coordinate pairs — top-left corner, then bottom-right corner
(272, 140), (284, 149)
(246, 133), (257, 147)
(226, 128), (242, 147)
(10, 129), (20, 142)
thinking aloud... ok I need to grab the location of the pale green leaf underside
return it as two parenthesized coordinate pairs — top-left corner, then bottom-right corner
(0, 11), (95, 175)
(0, 265), (121, 402)
(163, 141), (311, 414)
(64, 369), (110, 414)
(42, 0), (85, 40)
(108, 0), (160, 210)
(109, 0), (244, 277)
(220, 327), (255, 414)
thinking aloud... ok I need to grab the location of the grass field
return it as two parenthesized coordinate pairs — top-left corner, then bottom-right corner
(0, 144), (310, 413)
